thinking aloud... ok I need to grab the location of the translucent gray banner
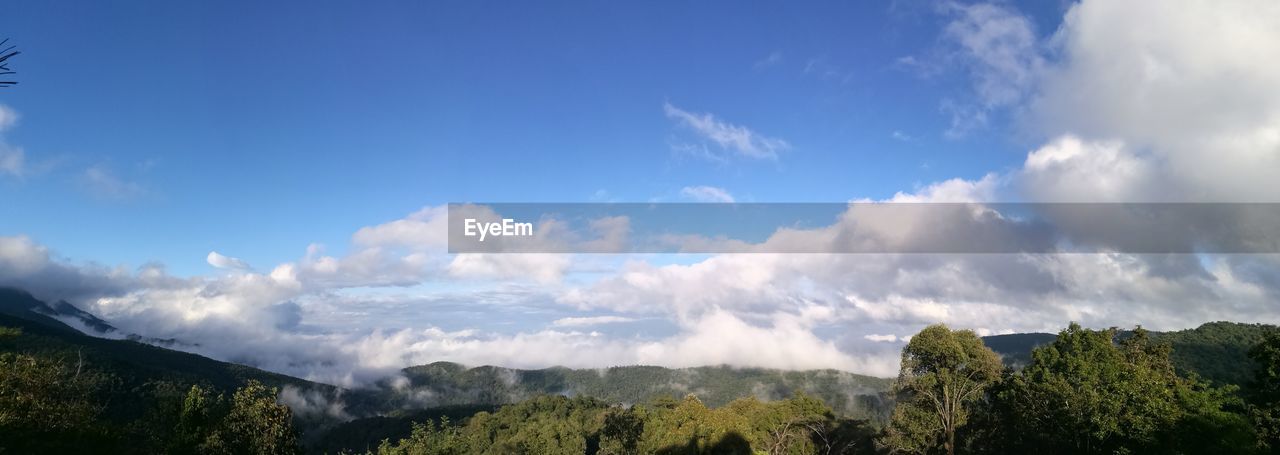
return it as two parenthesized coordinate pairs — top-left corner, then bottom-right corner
(447, 203), (1280, 254)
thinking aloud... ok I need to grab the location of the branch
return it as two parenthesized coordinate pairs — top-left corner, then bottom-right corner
(0, 38), (20, 87)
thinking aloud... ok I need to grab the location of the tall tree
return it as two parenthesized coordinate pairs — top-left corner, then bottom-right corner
(881, 324), (1002, 455)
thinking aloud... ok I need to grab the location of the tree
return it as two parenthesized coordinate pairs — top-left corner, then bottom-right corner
(0, 351), (109, 450)
(1250, 333), (1280, 453)
(373, 418), (467, 455)
(599, 407), (644, 454)
(881, 324), (1002, 455)
(145, 381), (302, 455)
(996, 324), (1254, 454)
(220, 380), (301, 455)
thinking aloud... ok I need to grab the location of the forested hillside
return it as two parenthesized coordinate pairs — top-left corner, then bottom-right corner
(320, 362), (891, 453)
(1158, 321), (1280, 386)
(5, 286), (1280, 453)
(374, 361), (891, 418)
(356, 323), (1280, 454)
(979, 322), (1280, 387)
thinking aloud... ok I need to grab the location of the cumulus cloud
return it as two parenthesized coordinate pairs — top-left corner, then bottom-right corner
(1018, 136), (1155, 202)
(680, 185), (736, 203)
(936, 0), (1280, 202)
(1, 229), (912, 382)
(664, 102), (790, 160)
(162, 0), (1280, 383)
(1028, 0), (1280, 202)
(0, 235), (142, 303)
(352, 206), (448, 251)
(887, 173), (1001, 202)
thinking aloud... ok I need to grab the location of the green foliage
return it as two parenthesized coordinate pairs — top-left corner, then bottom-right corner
(144, 381), (302, 455)
(0, 315), (304, 454)
(370, 393), (875, 455)
(881, 324), (1002, 455)
(981, 321), (1280, 387)
(388, 362), (892, 422)
(222, 381), (303, 454)
(1159, 322), (1280, 386)
(314, 405), (497, 454)
(0, 350), (113, 452)
(991, 324), (1254, 454)
(599, 407), (644, 454)
(1249, 333), (1280, 453)
(374, 418), (467, 455)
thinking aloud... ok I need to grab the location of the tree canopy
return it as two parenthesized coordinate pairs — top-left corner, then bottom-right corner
(881, 324), (1002, 455)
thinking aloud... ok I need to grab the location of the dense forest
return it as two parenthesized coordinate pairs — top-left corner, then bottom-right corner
(3, 286), (1280, 454)
(368, 361), (890, 419)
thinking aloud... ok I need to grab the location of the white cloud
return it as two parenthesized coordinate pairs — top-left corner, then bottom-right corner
(680, 185), (736, 203)
(664, 102), (790, 160)
(930, 2), (1044, 137)
(1028, 0), (1280, 202)
(207, 251), (251, 271)
(1018, 135), (1155, 202)
(888, 173), (1000, 202)
(351, 206), (448, 251)
(943, 2), (1044, 109)
(863, 334), (899, 343)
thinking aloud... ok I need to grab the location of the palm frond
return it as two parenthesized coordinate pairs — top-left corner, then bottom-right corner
(0, 38), (20, 87)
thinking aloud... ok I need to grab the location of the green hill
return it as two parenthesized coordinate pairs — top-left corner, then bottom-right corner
(0, 288), (334, 394)
(0, 287), (356, 450)
(1157, 321), (1280, 386)
(372, 361), (892, 419)
(980, 321), (1280, 386)
(981, 332), (1058, 367)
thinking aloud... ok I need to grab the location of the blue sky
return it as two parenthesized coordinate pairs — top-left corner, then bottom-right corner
(0, 1), (1066, 275)
(4, 0), (1279, 383)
